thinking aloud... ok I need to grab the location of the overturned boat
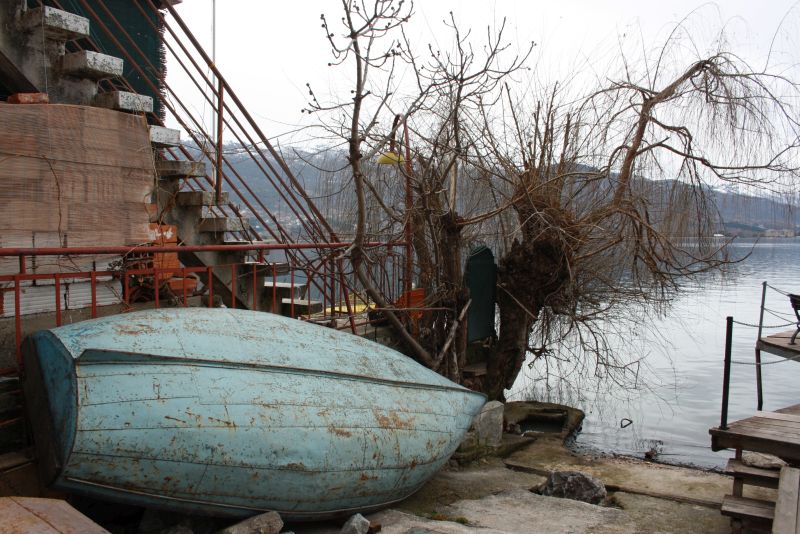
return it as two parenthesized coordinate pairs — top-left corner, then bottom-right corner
(22, 308), (485, 519)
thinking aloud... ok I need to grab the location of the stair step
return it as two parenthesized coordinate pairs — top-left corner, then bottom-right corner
(156, 160), (206, 179)
(21, 6), (90, 40)
(199, 217), (245, 233)
(176, 191), (229, 206)
(721, 494), (774, 525)
(281, 298), (323, 314)
(265, 281), (305, 298)
(0, 450), (32, 472)
(726, 459), (781, 488)
(150, 126), (181, 147)
(61, 51), (123, 80)
(94, 91), (153, 113)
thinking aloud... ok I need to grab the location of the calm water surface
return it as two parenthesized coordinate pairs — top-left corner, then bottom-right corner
(509, 238), (800, 469)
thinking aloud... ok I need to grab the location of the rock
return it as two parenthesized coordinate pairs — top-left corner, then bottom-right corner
(539, 470), (607, 505)
(163, 526), (193, 534)
(340, 513), (370, 534)
(742, 451), (787, 470)
(138, 509), (183, 534)
(217, 511), (283, 534)
(473, 401), (504, 447)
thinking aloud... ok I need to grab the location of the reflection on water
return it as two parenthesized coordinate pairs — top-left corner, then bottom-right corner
(509, 238), (800, 469)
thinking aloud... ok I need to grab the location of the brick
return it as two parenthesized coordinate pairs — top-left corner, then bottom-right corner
(7, 93), (49, 105)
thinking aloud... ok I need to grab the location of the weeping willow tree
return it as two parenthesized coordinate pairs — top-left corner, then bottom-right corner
(308, 0), (800, 399)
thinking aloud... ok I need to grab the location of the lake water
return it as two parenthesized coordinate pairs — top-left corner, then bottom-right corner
(509, 238), (800, 469)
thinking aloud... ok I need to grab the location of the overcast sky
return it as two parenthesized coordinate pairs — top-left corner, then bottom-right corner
(168, 1), (800, 144)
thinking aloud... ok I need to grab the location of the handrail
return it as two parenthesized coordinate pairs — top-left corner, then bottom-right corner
(0, 242), (401, 257)
(51, 0), (379, 307)
(1, 241), (409, 369)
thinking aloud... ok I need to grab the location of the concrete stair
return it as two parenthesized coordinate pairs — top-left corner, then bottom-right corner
(61, 51), (123, 80)
(176, 191), (229, 207)
(199, 217), (245, 234)
(157, 160), (207, 179)
(94, 90), (153, 113)
(281, 297), (323, 318)
(20, 6), (89, 40)
(149, 125), (181, 148)
(0, 4), (155, 111)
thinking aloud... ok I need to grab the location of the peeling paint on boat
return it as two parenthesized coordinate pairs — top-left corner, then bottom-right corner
(22, 308), (486, 519)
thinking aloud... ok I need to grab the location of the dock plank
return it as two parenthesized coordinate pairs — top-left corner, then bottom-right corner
(755, 411), (800, 424)
(721, 494), (774, 525)
(773, 466), (800, 534)
(725, 459), (780, 489)
(0, 496), (109, 533)
(757, 330), (800, 360)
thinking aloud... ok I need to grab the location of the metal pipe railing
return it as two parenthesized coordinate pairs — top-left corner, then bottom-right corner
(720, 316), (734, 430)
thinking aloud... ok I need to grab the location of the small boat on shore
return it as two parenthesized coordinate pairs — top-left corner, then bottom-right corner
(22, 308), (485, 519)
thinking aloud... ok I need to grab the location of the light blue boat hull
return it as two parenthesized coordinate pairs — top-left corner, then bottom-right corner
(22, 308), (485, 519)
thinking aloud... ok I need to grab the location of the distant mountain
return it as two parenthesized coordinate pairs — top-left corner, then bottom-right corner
(193, 142), (798, 237)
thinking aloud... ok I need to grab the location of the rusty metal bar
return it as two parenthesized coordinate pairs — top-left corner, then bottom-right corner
(90, 271), (97, 318)
(14, 275), (21, 368)
(160, 1), (340, 241)
(215, 79), (224, 205)
(182, 267), (188, 307)
(207, 266), (214, 307)
(290, 269), (295, 318)
(123, 272), (130, 308)
(132, 1), (333, 247)
(54, 274), (62, 327)
(230, 263), (237, 309)
(80, 0), (370, 305)
(402, 118), (414, 300)
(272, 262), (277, 313)
(154, 267), (160, 309)
(252, 264), (257, 310)
(0, 242), (399, 257)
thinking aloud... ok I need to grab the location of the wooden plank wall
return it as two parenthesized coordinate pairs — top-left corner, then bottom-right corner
(0, 103), (156, 277)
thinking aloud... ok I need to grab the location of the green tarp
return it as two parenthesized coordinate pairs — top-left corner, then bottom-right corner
(42, 0), (166, 119)
(465, 245), (496, 343)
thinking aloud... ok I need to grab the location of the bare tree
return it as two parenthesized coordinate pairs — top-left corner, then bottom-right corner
(310, 1), (800, 399)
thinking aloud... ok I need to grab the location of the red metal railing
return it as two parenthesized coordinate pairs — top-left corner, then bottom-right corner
(39, 0), (414, 315)
(0, 242), (404, 371)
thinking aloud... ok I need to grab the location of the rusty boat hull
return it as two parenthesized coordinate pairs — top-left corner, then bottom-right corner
(22, 308), (485, 519)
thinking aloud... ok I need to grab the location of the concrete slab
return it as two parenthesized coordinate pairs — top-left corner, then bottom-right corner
(504, 436), (777, 507)
(20, 7), (90, 40)
(176, 190), (229, 206)
(199, 217), (245, 233)
(94, 91), (153, 113)
(149, 125), (181, 147)
(61, 51), (123, 80)
(156, 159), (206, 178)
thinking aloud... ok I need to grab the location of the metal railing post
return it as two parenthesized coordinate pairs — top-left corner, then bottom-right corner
(755, 281), (767, 410)
(720, 316), (734, 430)
(215, 80), (224, 205)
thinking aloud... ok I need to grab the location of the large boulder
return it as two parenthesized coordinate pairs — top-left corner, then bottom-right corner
(340, 513), (370, 534)
(540, 471), (607, 505)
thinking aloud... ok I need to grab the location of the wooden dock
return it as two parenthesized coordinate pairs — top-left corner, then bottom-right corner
(711, 405), (800, 532)
(758, 329), (800, 361)
(711, 405), (800, 461)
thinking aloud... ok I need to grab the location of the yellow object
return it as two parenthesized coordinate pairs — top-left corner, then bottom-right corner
(377, 151), (405, 165)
